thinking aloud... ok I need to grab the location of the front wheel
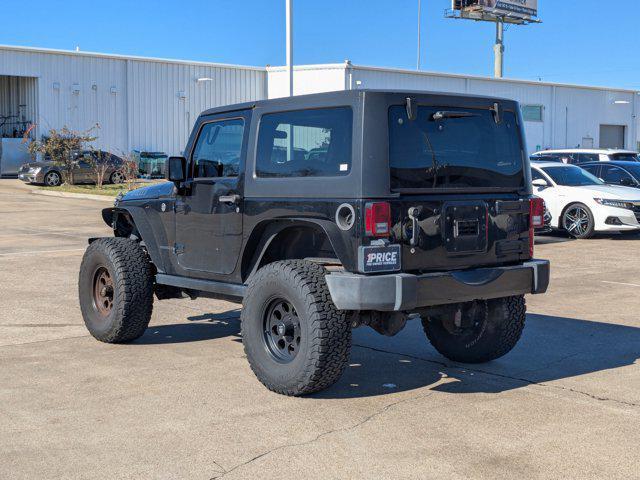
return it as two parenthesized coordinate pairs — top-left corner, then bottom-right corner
(78, 238), (154, 343)
(241, 260), (351, 396)
(110, 171), (125, 184)
(562, 203), (595, 239)
(44, 171), (61, 187)
(422, 296), (526, 364)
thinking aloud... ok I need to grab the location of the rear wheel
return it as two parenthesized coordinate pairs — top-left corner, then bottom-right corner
(422, 295), (526, 364)
(562, 203), (595, 239)
(78, 238), (154, 343)
(241, 260), (351, 396)
(44, 171), (61, 187)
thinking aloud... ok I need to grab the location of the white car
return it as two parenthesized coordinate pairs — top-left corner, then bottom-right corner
(531, 162), (640, 238)
(531, 149), (640, 165)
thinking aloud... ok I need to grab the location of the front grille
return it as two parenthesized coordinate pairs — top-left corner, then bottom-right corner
(631, 205), (640, 222)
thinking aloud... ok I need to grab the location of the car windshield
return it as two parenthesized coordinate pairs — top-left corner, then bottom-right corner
(388, 105), (524, 190)
(610, 153), (640, 161)
(542, 165), (603, 186)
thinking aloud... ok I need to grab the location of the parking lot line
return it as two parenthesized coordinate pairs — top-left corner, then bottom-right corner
(601, 280), (640, 288)
(0, 248), (85, 257)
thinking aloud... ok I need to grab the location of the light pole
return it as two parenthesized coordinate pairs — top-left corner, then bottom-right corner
(494, 17), (504, 78)
(286, 0), (294, 96)
(417, 0), (422, 70)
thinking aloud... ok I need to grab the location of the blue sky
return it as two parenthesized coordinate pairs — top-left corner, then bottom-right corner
(2, 0), (638, 89)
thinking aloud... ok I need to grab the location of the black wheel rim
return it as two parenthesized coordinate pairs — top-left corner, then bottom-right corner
(563, 206), (590, 236)
(263, 298), (301, 363)
(439, 302), (488, 341)
(92, 266), (114, 318)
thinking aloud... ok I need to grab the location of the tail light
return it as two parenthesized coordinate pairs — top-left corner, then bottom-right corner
(365, 202), (391, 237)
(529, 197), (545, 256)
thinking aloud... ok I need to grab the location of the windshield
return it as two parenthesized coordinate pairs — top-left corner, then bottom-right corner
(542, 165), (604, 186)
(388, 105), (524, 190)
(610, 153), (640, 162)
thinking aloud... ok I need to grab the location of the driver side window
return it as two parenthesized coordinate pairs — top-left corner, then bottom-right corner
(192, 118), (245, 178)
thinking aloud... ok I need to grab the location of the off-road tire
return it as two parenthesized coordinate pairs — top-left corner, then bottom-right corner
(241, 260), (351, 396)
(422, 295), (526, 364)
(78, 238), (154, 343)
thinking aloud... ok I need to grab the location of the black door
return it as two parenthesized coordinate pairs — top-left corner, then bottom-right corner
(174, 113), (248, 275)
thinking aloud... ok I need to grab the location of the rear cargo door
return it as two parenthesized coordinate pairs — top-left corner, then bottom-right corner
(387, 101), (530, 271)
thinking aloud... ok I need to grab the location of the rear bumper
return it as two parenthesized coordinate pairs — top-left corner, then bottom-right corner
(325, 260), (550, 311)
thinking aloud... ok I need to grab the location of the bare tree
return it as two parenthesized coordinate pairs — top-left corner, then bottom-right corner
(28, 125), (98, 185)
(89, 149), (115, 189)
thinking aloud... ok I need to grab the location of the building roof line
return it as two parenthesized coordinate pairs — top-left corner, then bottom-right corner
(348, 63), (640, 95)
(0, 44), (265, 71)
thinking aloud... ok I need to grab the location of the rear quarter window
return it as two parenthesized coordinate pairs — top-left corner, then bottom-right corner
(256, 107), (353, 178)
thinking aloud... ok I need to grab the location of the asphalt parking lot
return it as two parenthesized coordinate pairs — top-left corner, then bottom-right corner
(1, 179), (639, 479)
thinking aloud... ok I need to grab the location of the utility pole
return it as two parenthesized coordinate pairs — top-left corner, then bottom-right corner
(286, 0), (294, 96)
(494, 17), (504, 78)
(416, 0), (422, 70)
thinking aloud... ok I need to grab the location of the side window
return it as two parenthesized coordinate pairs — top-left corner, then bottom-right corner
(531, 169), (546, 182)
(192, 118), (245, 178)
(576, 153), (600, 164)
(256, 107), (353, 178)
(581, 165), (600, 177)
(602, 165), (634, 185)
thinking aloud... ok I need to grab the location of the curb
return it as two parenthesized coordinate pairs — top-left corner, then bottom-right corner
(32, 189), (116, 203)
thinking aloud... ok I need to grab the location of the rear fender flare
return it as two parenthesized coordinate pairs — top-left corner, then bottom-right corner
(242, 218), (355, 282)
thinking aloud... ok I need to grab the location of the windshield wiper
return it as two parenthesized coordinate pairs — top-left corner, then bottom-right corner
(432, 111), (479, 121)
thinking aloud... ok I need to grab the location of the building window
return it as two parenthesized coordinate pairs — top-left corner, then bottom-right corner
(521, 105), (543, 122)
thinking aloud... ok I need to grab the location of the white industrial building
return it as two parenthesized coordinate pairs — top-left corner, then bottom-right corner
(1, 44), (638, 175)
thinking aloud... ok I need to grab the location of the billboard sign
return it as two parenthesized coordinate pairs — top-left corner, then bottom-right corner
(453, 0), (538, 20)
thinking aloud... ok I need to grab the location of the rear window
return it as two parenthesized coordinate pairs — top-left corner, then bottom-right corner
(610, 153), (640, 162)
(256, 107), (352, 178)
(388, 105), (524, 190)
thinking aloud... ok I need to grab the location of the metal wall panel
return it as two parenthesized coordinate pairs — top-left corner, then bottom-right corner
(0, 47), (267, 156)
(347, 66), (638, 153)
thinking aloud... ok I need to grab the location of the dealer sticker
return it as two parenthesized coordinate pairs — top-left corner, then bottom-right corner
(359, 244), (402, 273)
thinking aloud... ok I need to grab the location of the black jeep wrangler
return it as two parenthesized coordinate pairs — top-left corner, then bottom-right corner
(79, 90), (550, 396)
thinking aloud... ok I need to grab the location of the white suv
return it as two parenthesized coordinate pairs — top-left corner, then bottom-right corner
(531, 149), (639, 165)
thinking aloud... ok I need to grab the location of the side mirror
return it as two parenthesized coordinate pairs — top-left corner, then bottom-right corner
(166, 156), (186, 183)
(532, 178), (548, 188)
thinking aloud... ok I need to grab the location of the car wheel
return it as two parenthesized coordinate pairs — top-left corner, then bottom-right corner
(422, 296), (526, 364)
(241, 260), (351, 396)
(110, 171), (125, 184)
(562, 203), (595, 239)
(44, 171), (61, 187)
(78, 238), (154, 343)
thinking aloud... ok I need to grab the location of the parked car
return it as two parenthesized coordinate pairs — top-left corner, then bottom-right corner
(580, 161), (640, 189)
(531, 162), (640, 238)
(531, 149), (640, 165)
(18, 150), (125, 187)
(78, 90), (550, 396)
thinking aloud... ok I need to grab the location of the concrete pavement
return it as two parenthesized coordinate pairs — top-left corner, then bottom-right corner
(0, 179), (638, 479)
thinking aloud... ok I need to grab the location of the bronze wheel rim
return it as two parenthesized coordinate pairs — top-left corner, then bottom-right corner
(93, 266), (114, 317)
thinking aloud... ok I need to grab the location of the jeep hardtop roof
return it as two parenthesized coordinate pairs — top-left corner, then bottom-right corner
(199, 89), (519, 117)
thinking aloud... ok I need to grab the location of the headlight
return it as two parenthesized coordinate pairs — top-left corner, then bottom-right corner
(29, 167), (41, 174)
(594, 198), (632, 209)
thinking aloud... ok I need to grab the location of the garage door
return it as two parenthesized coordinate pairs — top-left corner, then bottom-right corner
(600, 125), (626, 149)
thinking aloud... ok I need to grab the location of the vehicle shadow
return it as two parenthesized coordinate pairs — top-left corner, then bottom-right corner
(132, 310), (640, 400)
(133, 311), (241, 345)
(316, 313), (640, 399)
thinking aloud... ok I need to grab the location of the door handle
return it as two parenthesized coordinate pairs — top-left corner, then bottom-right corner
(219, 194), (241, 204)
